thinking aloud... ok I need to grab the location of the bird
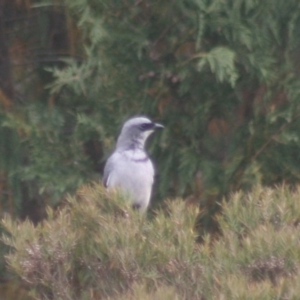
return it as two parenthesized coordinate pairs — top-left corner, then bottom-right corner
(103, 116), (164, 212)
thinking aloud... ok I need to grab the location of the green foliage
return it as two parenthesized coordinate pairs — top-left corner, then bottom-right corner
(43, 0), (300, 204)
(2, 184), (199, 299)
(198, 47), (238, 87)
(2, 0), (300, 219)
(3, 184), (300, 299)
(2, 104), (93, 204)
(2, 0), (300, 296)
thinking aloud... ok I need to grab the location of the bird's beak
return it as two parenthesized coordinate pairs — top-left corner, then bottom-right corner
(154, 123), (164, 130)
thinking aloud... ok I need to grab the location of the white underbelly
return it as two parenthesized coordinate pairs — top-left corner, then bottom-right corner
(109, 159), (154, 209)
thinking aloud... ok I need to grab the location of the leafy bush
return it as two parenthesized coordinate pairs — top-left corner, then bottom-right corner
(2, 184), (300, 299)
(2, 0), (300, 227)
(2, 184), (199, 299)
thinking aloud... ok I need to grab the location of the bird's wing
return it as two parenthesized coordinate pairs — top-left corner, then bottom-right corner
(103, 154), (116, 188)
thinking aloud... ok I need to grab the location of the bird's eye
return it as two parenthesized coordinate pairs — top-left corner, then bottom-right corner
(140, 123), (154, 131)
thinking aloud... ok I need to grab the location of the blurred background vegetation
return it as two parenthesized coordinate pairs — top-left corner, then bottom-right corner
(2, 0), (300, 297)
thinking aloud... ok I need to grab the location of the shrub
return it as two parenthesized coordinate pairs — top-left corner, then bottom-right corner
(2, 184), (300, 299)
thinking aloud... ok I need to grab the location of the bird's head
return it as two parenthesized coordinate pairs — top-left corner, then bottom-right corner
(116, 116), (164, 150)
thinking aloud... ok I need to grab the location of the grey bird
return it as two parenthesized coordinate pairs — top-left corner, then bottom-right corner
(103, 116), (163, 212)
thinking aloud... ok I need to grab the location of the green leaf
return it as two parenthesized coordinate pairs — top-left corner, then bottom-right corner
(198, 47), (238, 87)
